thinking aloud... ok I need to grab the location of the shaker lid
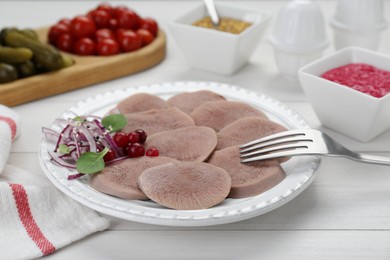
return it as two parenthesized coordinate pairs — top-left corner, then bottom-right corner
(269, 0), (329, 53)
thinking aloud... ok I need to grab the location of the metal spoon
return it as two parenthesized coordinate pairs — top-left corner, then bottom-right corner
(203, 0), (220, 26)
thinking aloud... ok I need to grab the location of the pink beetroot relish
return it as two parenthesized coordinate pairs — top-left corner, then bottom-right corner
(321, 63), (390, 98)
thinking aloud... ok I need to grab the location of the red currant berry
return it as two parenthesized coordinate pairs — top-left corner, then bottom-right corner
(127, 131), (140, 143)
(113, 132), (128, 148)
(103, 149), (116, 162)
(123, 144), (130, 155)
(146, 147), (159, 157)
(135, 129), (147, 143)
(127, 143), (145, 158)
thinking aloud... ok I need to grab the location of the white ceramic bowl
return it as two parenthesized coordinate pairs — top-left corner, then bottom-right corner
(168, 3), (270, 75)
(299, 47), (390, 142)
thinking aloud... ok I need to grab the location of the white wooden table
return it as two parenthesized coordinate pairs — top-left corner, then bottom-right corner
(2, 1), (390, 259)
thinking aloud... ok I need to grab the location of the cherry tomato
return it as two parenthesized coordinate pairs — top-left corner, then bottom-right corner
(97, 38), (120, 56)
(58, 18), (71, 26)
(109, 18), (119, 31)
(86, 10), (94, 20)
(87, 9), (95, 17)
(56, 33), (74, 52)
(116, 9), (139, 29)
(90, 9), (111, 28)
(95, 28), (115, 42)
(48, 23), (69, 45)
(136, 29), (154, 46)
(97, 2), (114, 16)
(133, 12), (142, 30)
(118, 30), (142, 52)
(115, 28), (128, 41)
(113, 5), (129, 18)
(140, 18), (158, 36)
(73, 38), (96, 55)
(70, 16), (96, 39)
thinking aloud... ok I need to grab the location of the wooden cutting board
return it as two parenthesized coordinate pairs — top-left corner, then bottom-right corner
(0, 27), (166, 107)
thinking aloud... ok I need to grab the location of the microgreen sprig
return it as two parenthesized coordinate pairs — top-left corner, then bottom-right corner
(58, 144), (70, 154)
(76, 147), (109, 174)
(102, 114), (127, 133)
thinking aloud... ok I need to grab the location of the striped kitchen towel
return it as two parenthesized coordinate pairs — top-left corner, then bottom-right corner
(0, 178), (109, 260)
(0, 105), (109, 259)
(0, 105), (20, 174)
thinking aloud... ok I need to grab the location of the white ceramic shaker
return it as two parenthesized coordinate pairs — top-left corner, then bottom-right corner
(269, 0), (329, 81)
(330, 0), (388, 51)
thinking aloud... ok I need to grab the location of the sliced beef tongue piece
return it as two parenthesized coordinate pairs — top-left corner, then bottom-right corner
(216, 116), (288, 150)
(208, 146), (285, 199)
(167, 90), (226, 115)
(116, 93), (168, 114)
(138, 161), (231, 210)
(90, 156), (177, 200)
(145, 126), (217, 162)
(190, 100), (268, 132)
(122, 108), (195, 136)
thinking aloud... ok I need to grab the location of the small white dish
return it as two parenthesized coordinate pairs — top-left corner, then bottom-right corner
(299, 47), (390, 142)
(168, 3), (270, 75)
(39, 81), (319, 226)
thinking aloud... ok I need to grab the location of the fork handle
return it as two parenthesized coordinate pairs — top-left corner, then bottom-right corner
(349, 153), (390, 166)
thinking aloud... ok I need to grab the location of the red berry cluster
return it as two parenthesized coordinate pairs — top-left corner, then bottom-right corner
(104, 129), (159, 162)
(48, 3), (158, 56)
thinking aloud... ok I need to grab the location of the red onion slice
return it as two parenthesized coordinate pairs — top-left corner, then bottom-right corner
(48, 151), (77, 169)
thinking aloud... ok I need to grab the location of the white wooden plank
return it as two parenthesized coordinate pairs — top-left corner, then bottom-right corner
(44, 230), (390, 260)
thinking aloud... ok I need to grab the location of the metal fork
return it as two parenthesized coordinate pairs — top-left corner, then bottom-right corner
(239, 129), (390, 165)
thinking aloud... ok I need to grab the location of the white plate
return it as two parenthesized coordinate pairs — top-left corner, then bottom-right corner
(38, 81), (320, 226)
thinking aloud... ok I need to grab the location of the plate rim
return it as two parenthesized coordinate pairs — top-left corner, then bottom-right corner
(38, 81), (320, 226)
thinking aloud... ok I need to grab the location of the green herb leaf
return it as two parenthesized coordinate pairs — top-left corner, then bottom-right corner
(58, 144), (70, 154)
(76, 148), (109, 174)
(73, 116), (85, 123)
(102, 114), (127, 132)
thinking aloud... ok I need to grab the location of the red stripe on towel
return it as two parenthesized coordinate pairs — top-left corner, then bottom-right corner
(9, 183), (56, 256)
(0, 115), (17, 140)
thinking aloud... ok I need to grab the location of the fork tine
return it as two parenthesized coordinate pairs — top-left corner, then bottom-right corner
(239, 129), (306, 149)
(240, 141), (310, 158)
(241, 149), (313, 163)
(239, 135), (313, 153)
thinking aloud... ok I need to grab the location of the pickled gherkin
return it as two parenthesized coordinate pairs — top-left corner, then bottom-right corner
(0, 27), (73, 84)
(0, 46), (33, 64)
(19, 29), (39, 41)
(4, 30), (63, 71)
(16, 60), (37, 78)
(0, 63), (18, 83)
